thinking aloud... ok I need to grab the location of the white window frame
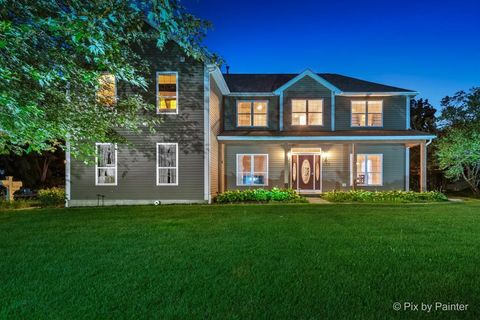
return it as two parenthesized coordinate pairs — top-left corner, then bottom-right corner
(95, 143), (118, 186)
(156, 143), (179, 186)
(236, 154), (269, 186)
(350, 153), (383, 186)
(236, 100), (269, 127)
(97, 73), (117, 106)
(350, 100), (383, 127)
(291, 99), (324, 126)
(156, 71), (179, 115)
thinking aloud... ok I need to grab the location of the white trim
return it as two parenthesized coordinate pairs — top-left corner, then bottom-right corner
(406, 95), (411, 129)
(338, 92), (419, 96)
(65, 140), (71, 207)
(156, 71), (179, 115)
(331, 92), (335, 131)
(218, 135), (437, 141)
(290, 150), (322, 193)
(279, 92), (284, 131)
(405, 146), (410, 191)
(236, 154), (269, 186)
(209, 65), (230, 95)
(350, 153), (383, 186)
(350, 100), (383, 128)
(204, 66), (211, 203)
(236, 100), (269, 128)
(290, 99), (324, 127)
(227, 92), (276, 97)
(95, 143), (118, 186)
(156, 143), (179, 186)
(273, 69), (341, 94)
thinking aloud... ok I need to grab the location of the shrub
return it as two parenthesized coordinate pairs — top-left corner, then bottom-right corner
(0, 200), (36, 210)
(38, 187), (65, 207)
(322, 190), (448, 203)
(215, 188), (307, 204)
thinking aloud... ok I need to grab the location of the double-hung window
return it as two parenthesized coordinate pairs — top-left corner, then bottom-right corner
(351, 154), (383, 186)
(95, 143), (117, 185)
(291, 99), (323, 126)
(157, 72), (178, 114)
(236, 101), (268, 127)
(97, 73), (116, 106)
(351, 100), (383, 127)
(157, 143), (178, 185)
(236, 154), (268, 186)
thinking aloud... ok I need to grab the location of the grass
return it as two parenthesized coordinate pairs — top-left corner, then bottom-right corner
(1, 203), (480, 319)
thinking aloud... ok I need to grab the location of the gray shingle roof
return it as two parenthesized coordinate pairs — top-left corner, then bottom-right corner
(223, 73), (414, 93)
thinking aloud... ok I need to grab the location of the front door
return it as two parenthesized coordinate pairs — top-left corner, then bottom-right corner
(292, 154), (321, 192)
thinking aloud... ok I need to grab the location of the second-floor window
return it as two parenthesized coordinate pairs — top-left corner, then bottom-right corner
(351, 100), (383, 127)
(236, 101), (268, 127)
(97, 73), (116, 106)
(157, 72), (178, 114)
(291, 99), (323, 126)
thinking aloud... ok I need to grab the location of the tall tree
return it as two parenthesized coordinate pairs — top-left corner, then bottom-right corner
(410, 98), (437, 132)
(0, 0), (217, 160)
(437, 124), (480, 196)
(438, 87), (480, 128)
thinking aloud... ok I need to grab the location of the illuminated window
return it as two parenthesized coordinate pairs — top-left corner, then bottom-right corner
(236, 101), (268, 127)
(291, 99), (323, 126)
(157, 72), (178, 114)
(97, 73), (116, 106)
(350, 154), (383, 186)
(351, 101), (383, 127)
(157, 143), (178, 185)
(95, 143), (117, 185)
(236, 154), (268, 186)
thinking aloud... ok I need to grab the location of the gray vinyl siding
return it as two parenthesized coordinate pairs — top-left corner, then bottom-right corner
(224, 144), (285, 190)
(70, 42), (205, 202)
(223, 95), (279, 131)
(335, 95), (407, 130)
(283, 75), (332, 131)
(321, 143), (406, 191)
(209, 77), (222, 197)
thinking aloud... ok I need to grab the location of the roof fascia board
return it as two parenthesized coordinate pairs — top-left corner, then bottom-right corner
(338, 92), (419, 96)
(273, 69), (341, 94)
(218, 135), (437, 141)
(208, 64), (230, 95)
(227, 92), (277, 97)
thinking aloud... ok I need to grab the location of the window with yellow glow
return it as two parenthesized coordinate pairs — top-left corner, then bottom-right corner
(236, 154), (268, 186)
(351, 100), (383, 127)
(351, 154), (383, 186)
(236, 101), (268, 127)
(291, 99), (323, 126)
(97, 73), (116, 106)
(157, 72), (178, 113)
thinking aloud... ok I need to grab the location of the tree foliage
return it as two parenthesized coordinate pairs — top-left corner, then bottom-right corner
(439, 87), (480, 128)
(410, 98), (437, 133)
(437, 125), (480, 195)
(0, 0), (216, 160)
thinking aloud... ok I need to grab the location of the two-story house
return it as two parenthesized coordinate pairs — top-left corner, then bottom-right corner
(66, 43), (435, 206)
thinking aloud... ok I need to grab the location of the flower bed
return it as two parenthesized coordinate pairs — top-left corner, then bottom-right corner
(322, 190), (448, 203)
(215, 188), (307, 204)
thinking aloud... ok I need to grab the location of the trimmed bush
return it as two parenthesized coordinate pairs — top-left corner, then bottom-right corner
(216, 188), (307, 204)
(38, 188), (65, 207)
(322, 190), (448, 203)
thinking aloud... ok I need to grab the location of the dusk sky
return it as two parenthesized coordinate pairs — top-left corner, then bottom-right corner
(184, 0), (479, 110)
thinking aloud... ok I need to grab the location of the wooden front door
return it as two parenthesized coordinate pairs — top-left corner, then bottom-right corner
(292, 154), (321, 192)
(298, 155), (314, 190)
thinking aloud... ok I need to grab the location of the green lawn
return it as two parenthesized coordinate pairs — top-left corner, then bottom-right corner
(1, 203), (479, 319)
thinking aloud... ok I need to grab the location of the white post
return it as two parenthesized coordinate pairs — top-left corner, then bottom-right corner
(405, 146), (410, 191)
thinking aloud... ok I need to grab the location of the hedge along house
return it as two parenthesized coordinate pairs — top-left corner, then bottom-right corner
(66, 43), (435, 206)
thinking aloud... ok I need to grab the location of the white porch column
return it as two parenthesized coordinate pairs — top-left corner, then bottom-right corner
(351, 143), (357, 190)
(405, 146), (410, 191)
(420, 142), (427, 192)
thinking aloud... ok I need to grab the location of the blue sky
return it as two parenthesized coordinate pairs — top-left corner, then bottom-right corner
(184, 0), (479, 109)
